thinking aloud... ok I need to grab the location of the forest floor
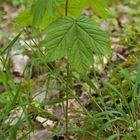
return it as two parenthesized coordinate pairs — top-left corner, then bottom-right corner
(0, 0), (140, 140)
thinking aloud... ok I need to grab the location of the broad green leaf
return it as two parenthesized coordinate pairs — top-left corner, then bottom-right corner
(45, 16), (110, 73)
(81, 0), (109, 19)
(31, 0), (62, 26)
(16, 0), (62, 28)
(16, 9), (58, 29)
(44, 17), (73, 61)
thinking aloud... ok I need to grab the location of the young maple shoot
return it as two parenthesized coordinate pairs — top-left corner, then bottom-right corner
(16, 0), (110, 74)
(41, 0), (110, 74)
(16, 0), (110, 139)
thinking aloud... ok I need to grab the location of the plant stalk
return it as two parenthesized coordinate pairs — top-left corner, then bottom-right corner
(66, 63), (70, 139)
(65, 0), (69, 139)
(65, 0), (68, 16)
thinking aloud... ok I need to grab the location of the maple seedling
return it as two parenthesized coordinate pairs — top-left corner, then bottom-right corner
(16, 0), (110, 139)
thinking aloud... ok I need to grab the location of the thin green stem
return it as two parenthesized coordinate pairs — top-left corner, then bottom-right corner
(65, 0), (69, 139)
(66, 63), (70, 139)
(65, 0), (68, 16)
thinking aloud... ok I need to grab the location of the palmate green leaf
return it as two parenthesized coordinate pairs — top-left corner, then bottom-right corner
(16, 0), (61, 28)
(44, 17), (72, 62)
(16, 9), (58, 29)
(31, 0), (61, 26)
(44, 16), (110, 73)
